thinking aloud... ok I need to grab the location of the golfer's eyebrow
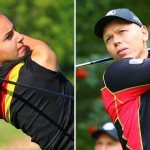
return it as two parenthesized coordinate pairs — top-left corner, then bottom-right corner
(103, 34), (111, 42)
(3, 25), (15, 39)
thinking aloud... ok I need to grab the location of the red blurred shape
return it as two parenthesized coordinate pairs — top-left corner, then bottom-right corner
(76, 67), (88, 78)
(87, 126), (98, 134)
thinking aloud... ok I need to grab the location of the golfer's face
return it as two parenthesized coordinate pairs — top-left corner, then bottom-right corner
(94, 133), (122, 150)
(103, 19), (148, 60)
(0, 15), (26, 65)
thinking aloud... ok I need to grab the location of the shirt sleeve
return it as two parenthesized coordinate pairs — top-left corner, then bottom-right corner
(102, 58), (150, 92)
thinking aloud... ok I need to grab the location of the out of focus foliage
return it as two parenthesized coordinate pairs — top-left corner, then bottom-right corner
(76, 0), (150, 150)
(0, 0), (74, 84)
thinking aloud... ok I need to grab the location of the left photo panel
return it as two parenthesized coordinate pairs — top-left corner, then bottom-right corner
(0, 0), (74, 150)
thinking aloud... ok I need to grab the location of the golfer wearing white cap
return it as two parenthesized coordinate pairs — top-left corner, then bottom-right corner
(91, 122), (122, 150)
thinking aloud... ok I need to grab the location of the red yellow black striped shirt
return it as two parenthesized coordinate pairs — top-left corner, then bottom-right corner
(101, 57), (150, 150)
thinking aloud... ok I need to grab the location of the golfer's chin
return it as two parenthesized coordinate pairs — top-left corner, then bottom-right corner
(113, 55), (127, 61)
(18, 48), (29, 57)
(115, 53), (134, 60)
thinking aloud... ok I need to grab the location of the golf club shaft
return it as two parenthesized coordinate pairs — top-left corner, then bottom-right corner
(76, 57), (113, 67)
(76, 48), (150, 67)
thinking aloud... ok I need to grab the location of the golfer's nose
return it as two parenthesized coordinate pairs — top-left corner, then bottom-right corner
(16, 31), (24, 43)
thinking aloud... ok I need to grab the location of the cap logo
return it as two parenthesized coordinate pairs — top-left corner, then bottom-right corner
(133, 16), (142, 24)
(106, 10), (116, 16)
(102, 122), (115, 130)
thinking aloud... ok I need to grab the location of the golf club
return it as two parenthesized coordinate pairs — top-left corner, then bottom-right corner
(76, 48), (150, 67)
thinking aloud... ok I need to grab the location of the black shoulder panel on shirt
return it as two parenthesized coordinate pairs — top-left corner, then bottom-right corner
(101, 77), (105, 89)
(103, 58), (150, 92)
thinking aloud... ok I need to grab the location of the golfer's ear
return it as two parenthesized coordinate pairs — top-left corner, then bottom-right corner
(141, 26), (149, 42)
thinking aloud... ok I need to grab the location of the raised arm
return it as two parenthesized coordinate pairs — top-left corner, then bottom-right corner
(23, 35), (58, 71)
(102, 58), (150, 93)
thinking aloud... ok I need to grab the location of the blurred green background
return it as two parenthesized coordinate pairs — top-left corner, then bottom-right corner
(76, 0), (150, 150)
(0, 0), (74, 149)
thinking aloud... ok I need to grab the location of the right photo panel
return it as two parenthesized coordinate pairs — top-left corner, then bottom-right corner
(76, 1), (150, 150)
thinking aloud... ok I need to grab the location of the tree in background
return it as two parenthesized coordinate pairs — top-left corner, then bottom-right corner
(76, 0), (150, 150)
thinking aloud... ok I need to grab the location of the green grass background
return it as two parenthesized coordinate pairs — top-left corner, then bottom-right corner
(0, 120), (41, 150)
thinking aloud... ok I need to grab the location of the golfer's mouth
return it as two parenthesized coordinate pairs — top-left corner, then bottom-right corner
(18, 45), (25, 51)
(117, 48), (128, 56)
